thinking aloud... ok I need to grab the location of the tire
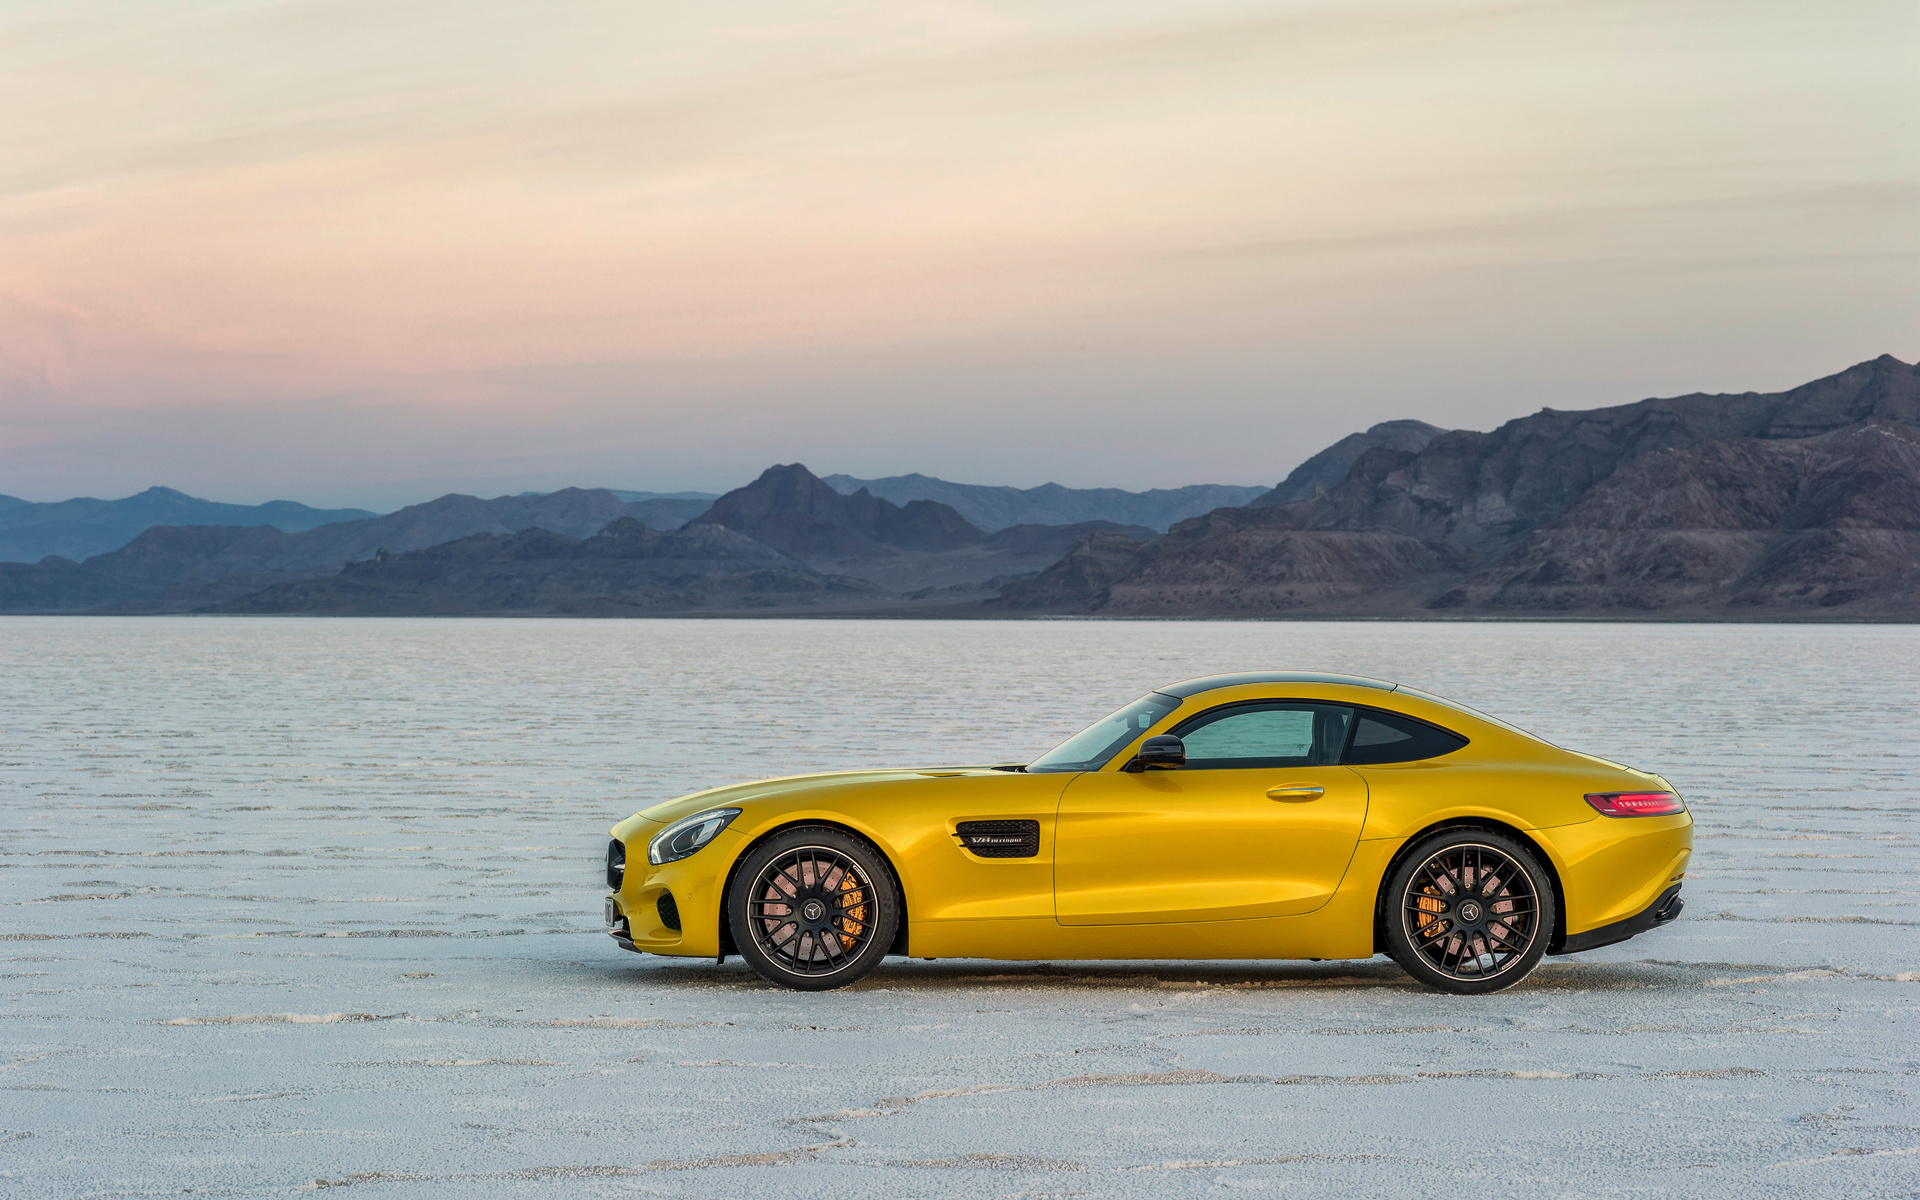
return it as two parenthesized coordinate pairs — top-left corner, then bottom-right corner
(1382, 828), (1556, 995)
(727, 826), (900, 991)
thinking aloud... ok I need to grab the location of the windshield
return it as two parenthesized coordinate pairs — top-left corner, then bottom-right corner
(1027, 692), (1181, 773)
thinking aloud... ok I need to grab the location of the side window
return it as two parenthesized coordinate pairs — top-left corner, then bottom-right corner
(1342, 710), (1468, 765)
(1172, 703), (1354, 769)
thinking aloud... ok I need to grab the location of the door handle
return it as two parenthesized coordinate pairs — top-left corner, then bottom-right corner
(1267, 785), (1325, 802)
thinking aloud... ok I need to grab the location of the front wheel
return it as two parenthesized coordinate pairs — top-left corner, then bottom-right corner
(727, 827), (900, 991)
(1382, 829), (1556, 995)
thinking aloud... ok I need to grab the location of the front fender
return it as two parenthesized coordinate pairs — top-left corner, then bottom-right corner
(618, 807), (917, 960)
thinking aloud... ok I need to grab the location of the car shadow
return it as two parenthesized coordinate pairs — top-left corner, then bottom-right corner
(598, 954), (1728, 994)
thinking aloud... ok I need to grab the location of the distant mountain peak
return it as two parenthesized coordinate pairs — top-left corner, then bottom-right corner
(692, 463), (981, 559)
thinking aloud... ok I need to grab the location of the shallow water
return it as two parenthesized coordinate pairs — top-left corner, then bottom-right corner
(2, 617), (1916, 1197)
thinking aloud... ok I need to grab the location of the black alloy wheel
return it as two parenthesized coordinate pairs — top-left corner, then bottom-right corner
(1382, 828), (1556, 995)
(727, 826), (900, 991)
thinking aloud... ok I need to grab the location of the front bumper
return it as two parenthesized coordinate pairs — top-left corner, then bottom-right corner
(1550, 883), (1684, 956)
(606, 893), (640, 953)
(604, 829), (740, 958)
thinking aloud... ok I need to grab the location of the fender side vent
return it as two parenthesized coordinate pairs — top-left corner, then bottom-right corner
(954, 819), (1040, 858)
(656, 891), (681, 931)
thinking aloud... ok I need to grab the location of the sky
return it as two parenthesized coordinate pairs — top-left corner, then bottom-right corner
(1, 0), (1915, 509)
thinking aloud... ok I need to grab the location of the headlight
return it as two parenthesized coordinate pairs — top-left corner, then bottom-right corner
(648, 808), (742, 865)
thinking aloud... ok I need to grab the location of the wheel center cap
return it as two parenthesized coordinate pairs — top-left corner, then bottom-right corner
(1457, 900), (1483, 924)
(801, 898), (826, 923)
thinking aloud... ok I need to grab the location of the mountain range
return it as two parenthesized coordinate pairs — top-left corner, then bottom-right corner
(4, 354), (1915, 619)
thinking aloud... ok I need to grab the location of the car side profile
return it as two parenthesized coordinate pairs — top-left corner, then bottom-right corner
(604, 672), (1692, 993)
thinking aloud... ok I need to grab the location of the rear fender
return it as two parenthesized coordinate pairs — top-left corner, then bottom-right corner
(1369, 818), (1571, 955)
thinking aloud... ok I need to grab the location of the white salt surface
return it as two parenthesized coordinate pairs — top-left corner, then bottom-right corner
(2, 617), (1916, 1198)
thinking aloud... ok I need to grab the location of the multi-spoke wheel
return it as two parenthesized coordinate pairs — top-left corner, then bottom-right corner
(727, 826), (899, 991)
(1382, 829), (1556, 995)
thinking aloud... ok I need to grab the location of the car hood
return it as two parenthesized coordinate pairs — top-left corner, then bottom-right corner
(608, 765), (1017, 842)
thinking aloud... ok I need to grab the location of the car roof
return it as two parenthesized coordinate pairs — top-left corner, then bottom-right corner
(1154, 671), (1397, 699)
(1153, 673), (1548, 745)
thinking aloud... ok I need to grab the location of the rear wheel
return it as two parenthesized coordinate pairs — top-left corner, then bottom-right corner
(1383, 829), (1555, 995)
(727, 827), (899, 991)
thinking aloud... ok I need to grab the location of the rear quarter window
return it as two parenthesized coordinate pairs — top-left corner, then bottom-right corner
(1343, 709), (1468, 765)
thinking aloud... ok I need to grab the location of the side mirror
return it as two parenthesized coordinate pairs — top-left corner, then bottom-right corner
(1125, 734), (1185, 772)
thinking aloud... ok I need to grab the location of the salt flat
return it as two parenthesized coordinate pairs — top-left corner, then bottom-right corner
(2, 617), (1916, 1198)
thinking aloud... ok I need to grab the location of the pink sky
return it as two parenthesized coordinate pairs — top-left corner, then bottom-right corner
(2, 0), (1915, 507)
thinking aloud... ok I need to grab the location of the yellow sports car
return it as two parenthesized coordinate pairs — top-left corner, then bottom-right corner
(604, 672), (1691, 993)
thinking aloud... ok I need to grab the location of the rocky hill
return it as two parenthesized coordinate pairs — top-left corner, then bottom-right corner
(0, 486), (377, 563)
(1436, 418), (1920, 615)
(998, 355), (1920, 619)
(213, 518), (869, 615)
(820, 473), (1264, 532)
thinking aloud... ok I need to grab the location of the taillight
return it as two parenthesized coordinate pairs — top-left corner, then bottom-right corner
(1584, 791), (1685, 817)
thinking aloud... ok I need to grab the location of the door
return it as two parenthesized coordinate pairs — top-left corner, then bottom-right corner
(1054, 702), (1370, 924)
